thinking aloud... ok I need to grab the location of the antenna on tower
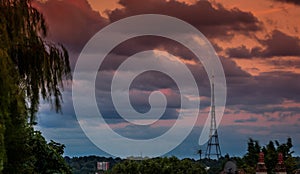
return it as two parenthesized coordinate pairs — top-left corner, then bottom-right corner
(205, 74), (222, 159)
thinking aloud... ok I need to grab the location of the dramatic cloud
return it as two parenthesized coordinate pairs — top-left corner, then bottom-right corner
(33, 0), (108, 53)
(258, 30), (300, 57)
(226, 30), (300, 58)
(227, 70), (300, 108)
(33, 0), (300, 157)
(226, 45), (260, 58)
(273, 0), (300, 5)
(267, 58), (300, 69)
(234, 117), (258, 123)
(107, 0), (262, 39)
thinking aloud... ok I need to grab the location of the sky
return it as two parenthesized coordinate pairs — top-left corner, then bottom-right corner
(32, 0), (300, 158)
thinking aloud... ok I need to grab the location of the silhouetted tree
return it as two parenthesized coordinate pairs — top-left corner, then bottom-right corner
(198, 149), (203, 160)
(110, 157), (206, 174)
(0, 0), (71, 172)
(243, 138), (260, 172)
(240, 138), (296, 174)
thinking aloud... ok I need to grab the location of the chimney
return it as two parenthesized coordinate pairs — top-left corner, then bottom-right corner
(256, 152), (267, 174)
(275, 153), (287, 174)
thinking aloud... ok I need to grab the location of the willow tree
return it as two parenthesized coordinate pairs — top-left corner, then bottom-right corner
(0, 0), (71, 173)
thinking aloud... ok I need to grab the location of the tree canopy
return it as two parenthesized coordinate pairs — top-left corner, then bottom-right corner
(64, 137), (300, 174)
(0, 0), (71, 173)
(241, 137), (296, 173)
(108, 156), (206, 174)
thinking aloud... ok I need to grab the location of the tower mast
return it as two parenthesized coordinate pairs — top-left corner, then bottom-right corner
(205, 75), (221, 159)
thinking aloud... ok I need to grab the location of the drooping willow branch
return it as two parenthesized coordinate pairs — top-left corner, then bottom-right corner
(0, 0), (72, 124)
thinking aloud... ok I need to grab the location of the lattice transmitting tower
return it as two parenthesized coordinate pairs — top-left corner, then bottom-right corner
(205, 75), (222, 159)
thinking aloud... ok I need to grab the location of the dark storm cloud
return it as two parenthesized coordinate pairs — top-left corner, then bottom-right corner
(213, 55), (300, 115)
(273, 0), (300, 5)
(33, 0), (300, 112)
(234, 117), (258, 123)
(34, 0), (261, 60)
(225, 70), (300, 117)
(101, 108), (179, 125)
(33, 0), (108, 54)
(226, 45), (261, 58)
(98, 36), (209, 75)
(113, 125), (170, 140)
(226, 30), (300, 58)
(95, 82), (181, 124)
(107, 0), (262, 39)
(98, 36), (193, 71)
(221, 57), (251, 78)
(259, 30), (300, 57)
(98, 53), (300, 116)
(95, 71), (181, 107)
(129, 89), (181, 109)
(129, 71), (179, 92)
(268, 59), (300, 69)
(254, 71), (300, 103)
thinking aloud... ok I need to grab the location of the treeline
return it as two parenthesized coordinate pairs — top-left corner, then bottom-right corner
(107, 157), (206, 174)
(239, 137), (296, 173)
(65, 156), (207, 174)
(66, 138), (300, 174)
(65, 156), (122, 174)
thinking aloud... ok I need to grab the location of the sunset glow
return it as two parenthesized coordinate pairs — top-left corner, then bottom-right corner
(33, 0), (300, 157)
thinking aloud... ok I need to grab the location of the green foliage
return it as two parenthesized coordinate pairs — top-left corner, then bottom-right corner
(65, 156), (121, 174)
(0, 0), (71, 173)
(263, 141), (278, 173)
(260, 138), (296, 173)
(3, 128), (72, 173)
(0, 44), (31, 173)
(238, 138), (261, 173)
(109, 156), (206, 174)
(239, 138), (297, 174)
(244, 138), (261, 167)
(294, 156), (300, 169)
(65, 147), (300, 174)
(29, 131), (72, 174)
(0, 0), (71, 123)
(201, 157), (226, 174)
(0, 49), (12, 171)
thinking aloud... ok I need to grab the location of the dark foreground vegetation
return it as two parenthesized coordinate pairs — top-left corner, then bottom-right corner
(0, 0), (71, 173)
(65, 138), (300, 174)
(65, 156), (206, 174)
